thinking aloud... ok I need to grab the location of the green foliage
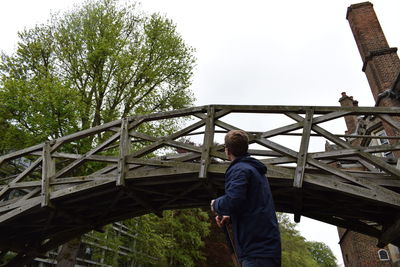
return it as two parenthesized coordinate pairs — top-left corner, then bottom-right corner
(0, 0), (199, 265)
(0, 0), (195, 149)
(307, 241), (338, 267)
(278, 213), (319, 267)
(83, 209), (210, 266)
(160, 209), (210, 267)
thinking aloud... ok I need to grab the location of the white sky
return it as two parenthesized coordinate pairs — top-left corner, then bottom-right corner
(1, 0), (400, 266)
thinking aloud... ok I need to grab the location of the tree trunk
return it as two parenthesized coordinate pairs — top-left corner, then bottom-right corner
(56, 237), (81, 267)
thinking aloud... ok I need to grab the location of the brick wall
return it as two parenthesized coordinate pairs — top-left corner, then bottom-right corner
(346, 2), (400, 102)
(338, 228), (394, 267)
(338, 4), (400, 266)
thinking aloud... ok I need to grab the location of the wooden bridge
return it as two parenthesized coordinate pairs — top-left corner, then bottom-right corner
(1, 104), (400, 265)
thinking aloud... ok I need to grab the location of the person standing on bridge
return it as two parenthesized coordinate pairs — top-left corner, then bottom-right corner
(211, 130), (281, 267)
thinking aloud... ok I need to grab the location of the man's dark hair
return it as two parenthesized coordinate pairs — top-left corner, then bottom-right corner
(225, 130), (249, 157)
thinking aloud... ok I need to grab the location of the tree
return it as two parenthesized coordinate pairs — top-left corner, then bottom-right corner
(278, 213), (320, 267)
(0, 0), (195, 148)
(307, 241), (338, 267)
(160, 209), (210, 266)
(0, 0), (197, 265)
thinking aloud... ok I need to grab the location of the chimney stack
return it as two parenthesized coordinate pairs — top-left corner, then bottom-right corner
(339, 92), (359, 135)
(346, 2), (400, 103)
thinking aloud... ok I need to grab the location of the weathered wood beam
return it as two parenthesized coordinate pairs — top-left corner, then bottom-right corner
(0, 144), (44, 164)
(211, 104), (400, 115)
(131, 105), (207, 122)
(303, 212), (381, 239)
(0, 198), (41, 224)
(307, 157), (400, 203)
(377, 114), (400, 130)
(117, 118), (130, 186)
(293, 108), (314, 222)
(159, 183), (203, 209)
(303, 171), (400, 207)
(41, 142), (55, 207)
(123, 187), (163, 217)
(357, 152), (400, 179)
(310, 143), (400, 159)
(199, 106), (215, 179)
(0, 196), (41, 214)
(30, 152), (119, 163)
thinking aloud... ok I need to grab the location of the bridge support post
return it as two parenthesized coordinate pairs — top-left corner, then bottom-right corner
(199, 106), (215, 179)
(293, 109), (314, 222)
(41, 141), (55, 207)
(117, 118), (130, 186)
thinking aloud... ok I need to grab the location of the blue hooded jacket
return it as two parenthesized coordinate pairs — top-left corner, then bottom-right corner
(214, 155), (281, 261)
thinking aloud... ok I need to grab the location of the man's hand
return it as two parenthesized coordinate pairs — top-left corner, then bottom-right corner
(215, 215), (230, 228)
(210, 199), (216, 214)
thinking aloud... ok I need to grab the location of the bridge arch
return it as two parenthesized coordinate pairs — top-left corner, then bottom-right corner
(1, 104), (400, 265)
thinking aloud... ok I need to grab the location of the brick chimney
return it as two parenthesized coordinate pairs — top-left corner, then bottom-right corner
(339, 92), (359, 135)
(346, 2), (400, 104)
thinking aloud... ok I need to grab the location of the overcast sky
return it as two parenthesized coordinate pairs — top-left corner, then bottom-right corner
(1, 0), (400, 265)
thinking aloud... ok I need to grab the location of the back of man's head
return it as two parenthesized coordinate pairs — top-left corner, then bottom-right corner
(225, 130), (249, 157)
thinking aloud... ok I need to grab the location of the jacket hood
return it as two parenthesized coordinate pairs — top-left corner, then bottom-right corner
(230, 155), (267, 175)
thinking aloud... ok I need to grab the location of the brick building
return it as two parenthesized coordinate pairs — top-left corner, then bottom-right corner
(336, 2), (400, 267)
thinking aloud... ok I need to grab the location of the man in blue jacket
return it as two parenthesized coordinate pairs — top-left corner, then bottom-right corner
(211, 130), (281, 267)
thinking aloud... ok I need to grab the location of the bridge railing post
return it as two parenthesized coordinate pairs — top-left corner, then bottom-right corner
(41, 141), (55, 207)
(199, 106), (215, 179)
(117, 118), (130, 186)
(293, 108), (314, 222)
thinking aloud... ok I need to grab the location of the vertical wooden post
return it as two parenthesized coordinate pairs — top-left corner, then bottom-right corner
(199, 106), (215, 179)
(117, 118), (130, 186)
(293, 108), (313, 222)
(42, 141), (55, 207)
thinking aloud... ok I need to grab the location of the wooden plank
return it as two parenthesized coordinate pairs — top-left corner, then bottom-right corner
(164, 140), (203, 153)
(294, 109), (313, 188)
(30, 152), (119, 163)
(311, 110), (352, 124)
(117, 118), (130, 186)
(0, 196), (41, 214)
(123, 188), (162, 217)
(302, 212), (381, 239)
(41, 142), (55, 207)
(159, 182), (203, 209)
(304, 162), (400, 206)
(357, 152), (400, 179)
(125, 164), (199, 181)
(0, 198), (41, 224)
(0, 144), (44, 163)
(56, 119), (122, 143)
(310, 143), (400, 159)
(132, 105), (207, 122)
(293, 109), (314, 222)
(50, 177), (115, 199)
(211, 104), (400, 115)
(378, 114), (400, 130)
(199, 106), (215, 179)
(256, 138), (298, 158)
(261, 121), (304, 139)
